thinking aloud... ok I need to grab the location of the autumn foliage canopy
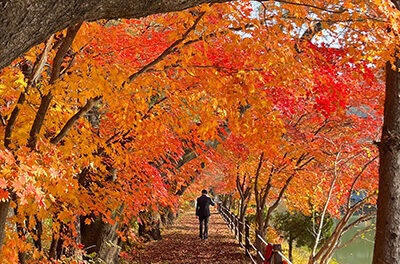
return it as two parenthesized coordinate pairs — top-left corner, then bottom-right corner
(0, 0), (395, 262)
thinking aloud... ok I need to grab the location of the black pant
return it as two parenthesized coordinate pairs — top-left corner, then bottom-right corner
(199, 216), (209, 239)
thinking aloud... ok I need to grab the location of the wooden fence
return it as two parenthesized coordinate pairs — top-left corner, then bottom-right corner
(217, 203), (292, 264)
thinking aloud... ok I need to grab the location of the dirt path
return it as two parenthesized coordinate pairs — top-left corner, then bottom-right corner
(132, 208), (250, 264)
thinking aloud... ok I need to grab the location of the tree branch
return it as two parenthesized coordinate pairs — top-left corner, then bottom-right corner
(142, 96), (168, 120)
(343, 211), (376, 234)
(236, 171), (245, 200)
(27, 93), (53, 149)
(4, 92), (27, 150)
(49, 23), (82, 84)
(28, 24), (81, 149)
(126, 12), (206, 84)
(349, 190), (378, 212)
(254, 152), (265, 209)
(267, 0), (346, 14)
(50, 96), (102, 144)
(4, 36), (53, 149)
(346, 155), (379, 209)
(0, 0), (237, 70)
(336, 224), (375, 250)
(261, 165), (274, 208)
(29, 35), (55, 85)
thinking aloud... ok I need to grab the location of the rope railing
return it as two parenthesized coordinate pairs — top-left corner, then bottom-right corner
(217, 203), (293, 264)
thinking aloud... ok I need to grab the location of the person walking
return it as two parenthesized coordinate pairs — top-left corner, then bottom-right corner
(196, 189), (215, 239)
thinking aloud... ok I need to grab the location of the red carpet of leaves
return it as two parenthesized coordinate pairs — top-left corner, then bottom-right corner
(132, 209), (251, 263)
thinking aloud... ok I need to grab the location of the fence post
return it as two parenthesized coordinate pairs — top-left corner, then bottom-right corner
(245, 220), (250, 257)
(218, 207), (289, 264)
(272, 244), (283, 264)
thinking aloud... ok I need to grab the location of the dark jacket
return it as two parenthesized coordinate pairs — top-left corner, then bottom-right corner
(196, 194), (215, 218)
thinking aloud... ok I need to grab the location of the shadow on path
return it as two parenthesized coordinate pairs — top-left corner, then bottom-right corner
(132, 209), (250, 264)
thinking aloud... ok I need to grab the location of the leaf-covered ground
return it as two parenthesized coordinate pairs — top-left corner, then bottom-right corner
(132, 208), (251, 263)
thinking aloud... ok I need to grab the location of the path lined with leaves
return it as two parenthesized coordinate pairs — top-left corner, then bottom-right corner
(132, 208), (250, 263)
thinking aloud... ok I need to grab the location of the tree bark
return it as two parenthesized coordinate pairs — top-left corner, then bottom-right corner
(0, 0), (233, 70)
(81, 215), (121, 264)
(0, 201), (9, 255)
(373, 60), (400, 264)
(27, 93), (53, 149)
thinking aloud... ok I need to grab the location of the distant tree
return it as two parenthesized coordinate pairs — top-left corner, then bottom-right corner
(273, 210), (334, 262)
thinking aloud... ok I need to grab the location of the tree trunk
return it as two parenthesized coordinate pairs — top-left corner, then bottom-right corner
(160, 207), (176, 226)
(32, 216), (43, 251)
(96, 221), (121, 264)
(255, 229), (265, 264)
(138, 221), (162, 241)
(255, 208), (265, 264)
(238, 200), (248, 238)
(288, 237), (293, 263)
(373, 60), (400, 263)
(81, 215), (121, 264)
(0, 201), (9, 255)
(49, 234), (58, 260)
(13, 207), (27, 264)
(138, 212), (162, 242)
